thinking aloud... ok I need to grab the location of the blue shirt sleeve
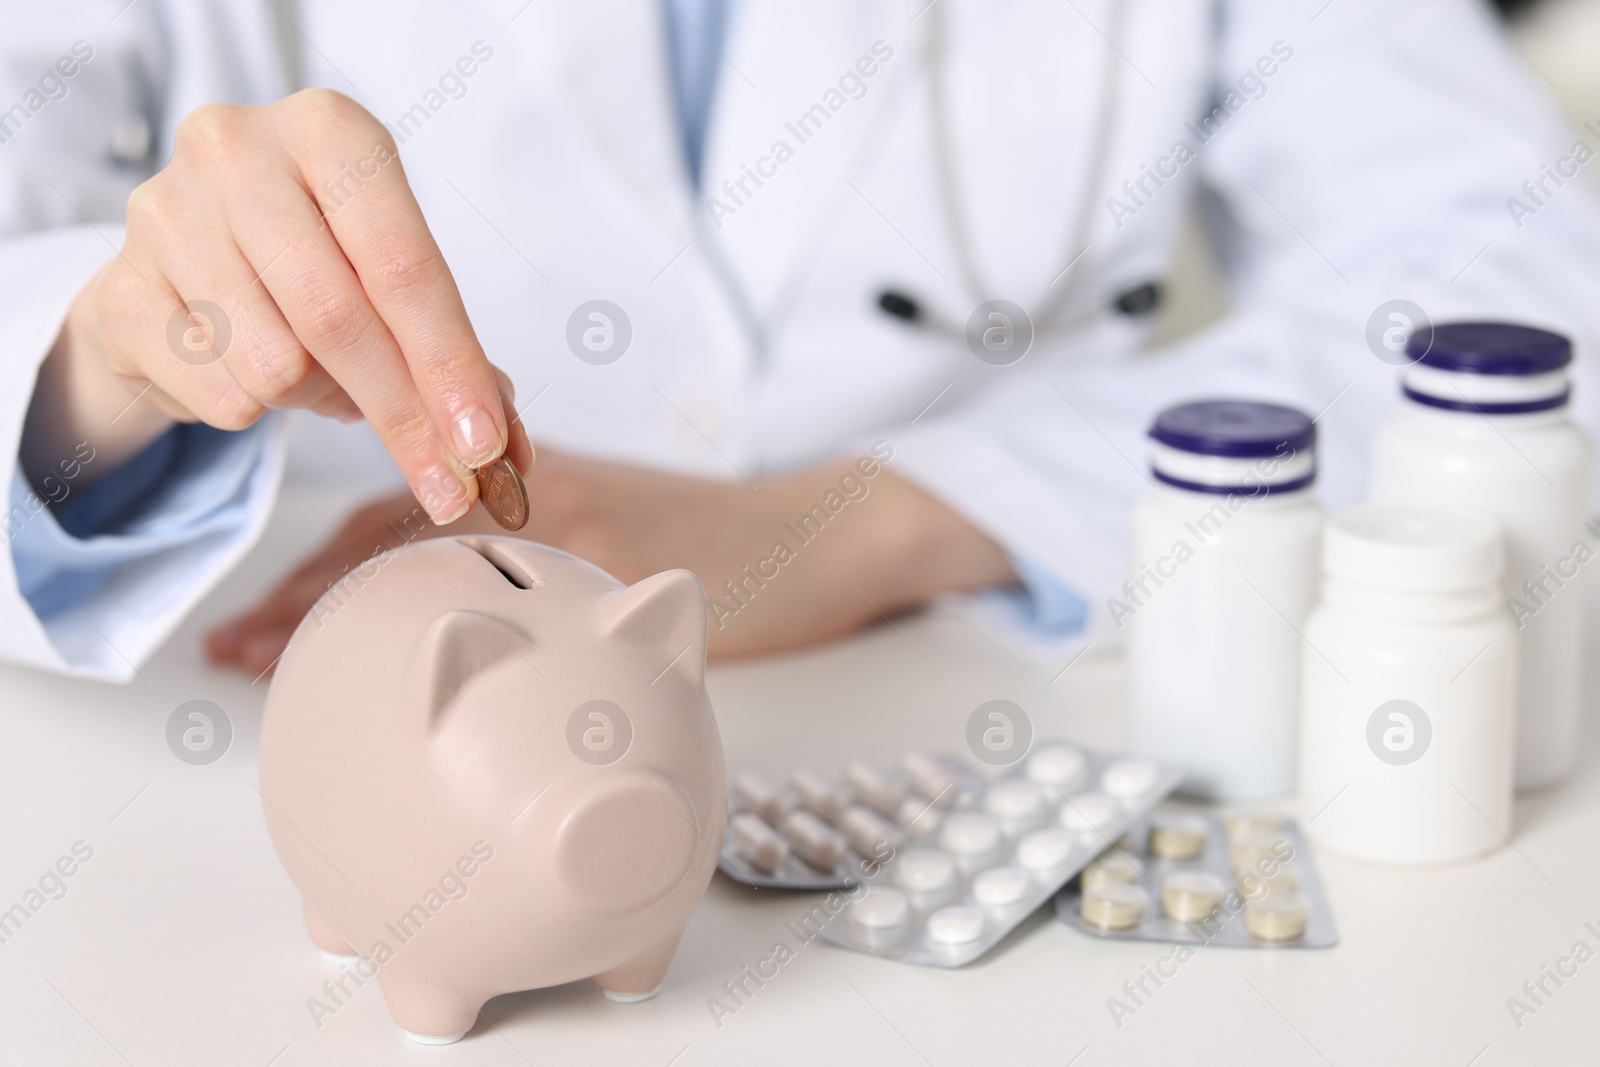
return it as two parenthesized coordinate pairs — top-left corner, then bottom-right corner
(10, 422), (274, 664)
(1001, 553), (1091, 637)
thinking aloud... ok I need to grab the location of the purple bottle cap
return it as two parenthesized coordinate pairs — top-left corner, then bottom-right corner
(1148, 401), (1316, 496)
(1407, 322), (1571, 376)
(1149, 401), (1316, 459)
(1403, 323), (1572, 414)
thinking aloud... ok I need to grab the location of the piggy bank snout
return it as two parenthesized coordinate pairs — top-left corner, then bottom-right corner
(555, 776), (701, 914)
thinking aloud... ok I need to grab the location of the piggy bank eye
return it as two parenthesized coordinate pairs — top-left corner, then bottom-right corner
(554, 778), (699, 913)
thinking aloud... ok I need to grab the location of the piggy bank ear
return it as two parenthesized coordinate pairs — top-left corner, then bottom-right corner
(416, 610), (531, 725)
(598, 569), (707, 687)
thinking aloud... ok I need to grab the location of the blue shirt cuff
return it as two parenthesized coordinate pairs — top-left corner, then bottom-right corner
(11, 422), (270, 635)
(999, 553), (1090, 637)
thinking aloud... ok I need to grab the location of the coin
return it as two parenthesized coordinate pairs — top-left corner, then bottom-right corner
(474, 455), (528, 531)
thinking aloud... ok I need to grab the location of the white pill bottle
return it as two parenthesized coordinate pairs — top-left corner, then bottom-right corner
(1124, 401), (1323, 800)
(1368, 322), (1591, 790)
(1299, 505), (1516, 865)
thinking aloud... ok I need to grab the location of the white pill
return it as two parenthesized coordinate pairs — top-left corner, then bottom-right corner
(729, 812), (789, 873)
(939, 813), (1001, 856)
(790, 768), (852, 824)
(1016, 829), (1074, 871)
(927, 905), (984, 944)
(1059, 793), (1117, 834)
(850, 887), (909, 929)
(1026, 744), (1087, 788)
(779, 810), (848, 871)
(894, 849), (956, 893)
(838, 806), (902, 859)
(900, 751), (958, 807)
(845, 762), (905, 817)
(732, 771), (793, 826)
(973, 867), (1030, 907)
(984, 779), (1045, 822)
(1102, 758), (1160, 799)
(896, 796), (942, 837)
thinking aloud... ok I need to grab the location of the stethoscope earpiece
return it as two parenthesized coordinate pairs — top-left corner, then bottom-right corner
(877, 289), (922, 324)
(876, 281), (1163, 341)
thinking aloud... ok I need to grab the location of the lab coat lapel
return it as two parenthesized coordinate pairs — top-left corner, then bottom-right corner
(701, 0), (908, 318)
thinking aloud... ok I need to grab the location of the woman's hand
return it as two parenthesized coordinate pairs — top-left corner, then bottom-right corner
(21, 88), (532, 522)
(206, 447), (1016, 675)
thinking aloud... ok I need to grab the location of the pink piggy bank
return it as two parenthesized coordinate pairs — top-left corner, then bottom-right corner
(259, 535), (725, 1043)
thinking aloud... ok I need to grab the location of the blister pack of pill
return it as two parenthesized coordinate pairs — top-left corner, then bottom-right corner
(1053, 811), (1337, 948)
(720, 753), (985, 890)
(719, 742), (1184, 967)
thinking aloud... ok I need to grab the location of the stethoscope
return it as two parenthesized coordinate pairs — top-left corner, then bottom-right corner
(876, 0), (1161, 341)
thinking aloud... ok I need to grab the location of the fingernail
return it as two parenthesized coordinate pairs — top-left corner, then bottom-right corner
(451, 406), (503, 468)
(418, 464), (472, 524)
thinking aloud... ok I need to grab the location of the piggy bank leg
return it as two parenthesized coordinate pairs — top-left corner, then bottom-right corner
(376, 965), (483, 1045)
(592, 928), (685, 1003)
(301, 899), (358, 960)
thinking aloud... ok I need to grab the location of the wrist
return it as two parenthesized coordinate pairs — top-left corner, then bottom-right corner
(21, 269), (172, 491)
(764, 460), (1015, 616)
(865, 470), (1017, 607)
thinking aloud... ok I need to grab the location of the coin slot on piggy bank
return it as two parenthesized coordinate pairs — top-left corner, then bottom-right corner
(259, 536), (726, 1044)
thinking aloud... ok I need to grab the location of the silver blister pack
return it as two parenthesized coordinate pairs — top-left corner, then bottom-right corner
(1053, 811), (1338, 948)
(718, 753), (985, 890)
(722, 742), (1183, 967)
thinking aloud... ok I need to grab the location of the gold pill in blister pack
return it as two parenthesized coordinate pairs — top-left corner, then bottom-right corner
(1160, 870), (1226, 923)
(1245, 890), (1310, 942)
(1229, 829), (1291, 872)
(1081, 850), (1143, 890)
(1082, 881), (1148, 931)
(1148, 813), (1209, 860)
(1238, 862), (1301, 899)
(1223, 811), (1283, 839)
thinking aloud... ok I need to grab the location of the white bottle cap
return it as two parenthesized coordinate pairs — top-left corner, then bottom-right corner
(1324, 504), (1503, 594)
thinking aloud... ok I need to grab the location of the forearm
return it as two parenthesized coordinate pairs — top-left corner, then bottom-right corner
(206, 449), (1021, 675)
(20, 272), (173, 493)
(693, 463), (1017, 658)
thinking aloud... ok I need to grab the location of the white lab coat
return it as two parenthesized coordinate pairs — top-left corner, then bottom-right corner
(3, 0), (1600, 678)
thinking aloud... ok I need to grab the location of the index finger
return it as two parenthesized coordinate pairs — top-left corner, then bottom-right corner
(286, 92), (510, 473)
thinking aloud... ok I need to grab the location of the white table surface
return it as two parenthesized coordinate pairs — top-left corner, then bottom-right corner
(3, 485), (1598, 1067)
